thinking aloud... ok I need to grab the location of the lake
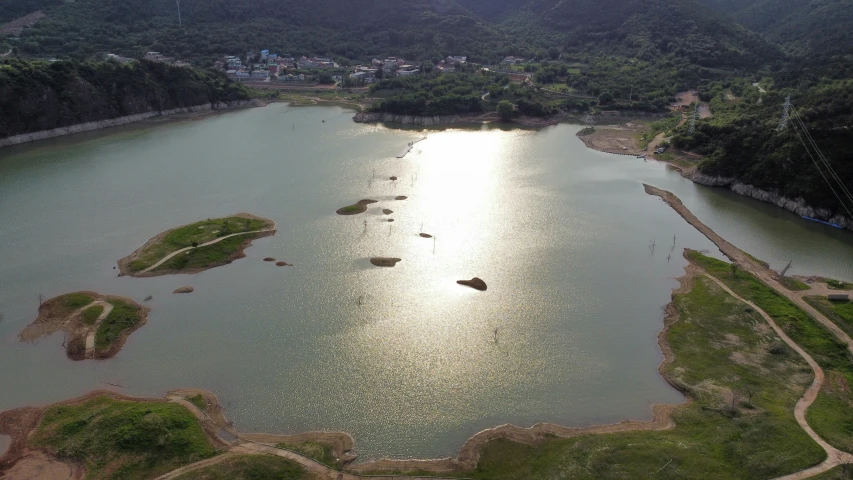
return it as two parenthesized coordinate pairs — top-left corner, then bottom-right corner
(0, 103), (850, 460)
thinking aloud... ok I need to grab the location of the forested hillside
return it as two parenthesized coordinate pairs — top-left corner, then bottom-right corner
(673, 60), (853, 218)
(457, 0), (783, 68)
(0, 58), (250, 138)
(3, 0), (782, 68)
(697, 0), (853, 56)
(3, 0), (510, 63)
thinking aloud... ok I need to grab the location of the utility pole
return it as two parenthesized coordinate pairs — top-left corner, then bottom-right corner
(176, 0), (182, 26)
(778, 94), (791, 131)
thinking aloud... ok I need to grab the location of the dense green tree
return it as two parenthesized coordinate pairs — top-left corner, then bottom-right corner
(496, 100), (514, 120)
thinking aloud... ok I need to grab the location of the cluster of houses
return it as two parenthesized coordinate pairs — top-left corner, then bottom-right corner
(349, 55), (467, 83)
(142, 51), (190, 67)
(214, 48), (529, 85)
(221, 50), (343, 82)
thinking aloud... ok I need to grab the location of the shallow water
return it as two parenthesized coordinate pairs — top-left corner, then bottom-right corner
(0, 104), (850, 459)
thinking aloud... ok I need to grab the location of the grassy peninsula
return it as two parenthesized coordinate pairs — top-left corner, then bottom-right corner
(461, 257), (823, 479)
(118, 213), (275, 277)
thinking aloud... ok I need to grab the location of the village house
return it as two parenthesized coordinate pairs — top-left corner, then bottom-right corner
(251, 69), (269, 80)
(298, 56), (318, 68)
(446, 56), (467, 64)
(502, 56), (525, 65)
(144, 51), (164, 61)
(226, 56), (242, 68)
(105, 53), (133, 63)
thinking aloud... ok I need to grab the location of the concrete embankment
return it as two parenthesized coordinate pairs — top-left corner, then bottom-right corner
(691, 172), (853, 231)
(353, 112), (472, 126)
(0, 100), (260, 148)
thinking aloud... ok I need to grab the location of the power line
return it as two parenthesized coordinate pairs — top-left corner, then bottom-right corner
(778, 94), (791, 131)
(790, 108), (853, 206)
(789, 117), (853, 219)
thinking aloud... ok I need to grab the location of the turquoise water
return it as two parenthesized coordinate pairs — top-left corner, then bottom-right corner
(0, 103), (850, 460)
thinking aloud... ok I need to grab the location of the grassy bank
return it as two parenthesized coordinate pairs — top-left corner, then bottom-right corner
(779, 276), (811, 291)
(467, 270), (823, 479)
(276, 441), (339, 469)
(128, 216), (272, 272)
(46, 292), (94, 318)
(32, 396), (216, 479)
(81, 305), (104, 325)
(173, 455), (311, 480)
(804, 296), (853, 337)
(94, 299), (142, 353)
(688, 251), (853, 454)
(152, 233), (264, 272)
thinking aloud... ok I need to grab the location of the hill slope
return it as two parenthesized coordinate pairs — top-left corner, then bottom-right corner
(0, 58), (250, 139)
(697, 0), (853, 56)
(6, 0), (509, 62)
(457, 0), (783, 68)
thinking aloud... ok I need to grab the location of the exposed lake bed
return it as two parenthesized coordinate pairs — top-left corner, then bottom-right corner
(0, 103), (851, 461)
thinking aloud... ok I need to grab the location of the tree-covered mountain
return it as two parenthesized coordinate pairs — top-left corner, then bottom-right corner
(0, 58), (250, 138)
(3, 0), (783, 69)
(456, 0), (784, 68)
(696, 0), (853, 56)
(4, 0), (511, 63)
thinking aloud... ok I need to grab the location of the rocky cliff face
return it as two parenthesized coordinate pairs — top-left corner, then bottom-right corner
(692, 172), (853, 230)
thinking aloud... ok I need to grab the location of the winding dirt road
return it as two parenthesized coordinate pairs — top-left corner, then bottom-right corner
(83, 301), (113, 358)
(140, 228), (276, 273)
(702, 273), (853, 478)
(645, 183), (853, 478)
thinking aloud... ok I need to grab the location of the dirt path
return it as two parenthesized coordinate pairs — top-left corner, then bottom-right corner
(140, 228), (276, 273)
(82, 301), (113, 358)
(701, 273), (853, 478)
(644, 184), (853, 357)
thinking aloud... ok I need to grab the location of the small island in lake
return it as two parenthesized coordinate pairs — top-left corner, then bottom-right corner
(19, 292), (149, 361)
(370, 257), (401, 267)
(336, 199), (378, 215)
(457, 277), (488, 291)
(118, 213), (276, 277)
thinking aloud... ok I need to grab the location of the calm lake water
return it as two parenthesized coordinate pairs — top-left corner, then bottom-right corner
(0, 103), (851, 460)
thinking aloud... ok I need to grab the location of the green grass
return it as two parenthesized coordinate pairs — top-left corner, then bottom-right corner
(338, 204), (363, 213)
(779, 276), (811, 291)
(804, 295), (853, 341)
(812, 464), (853, 479)
(94, 299), (141, 352)
(48, 292), (95, 318)
(639, 113), (681, 148)
(276, 441), (339, 468)
(129, 216), (272, 272)
(826, 279), (853, 290)
(153, 233), (262, 272)
(81, 305), (104, 325)
(467, 274), (824, 479)
(688, 251), (853, 454)
(186, 394), (207, 412)
(173, 455), (311, 480)
(32, 396), (216, 480)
